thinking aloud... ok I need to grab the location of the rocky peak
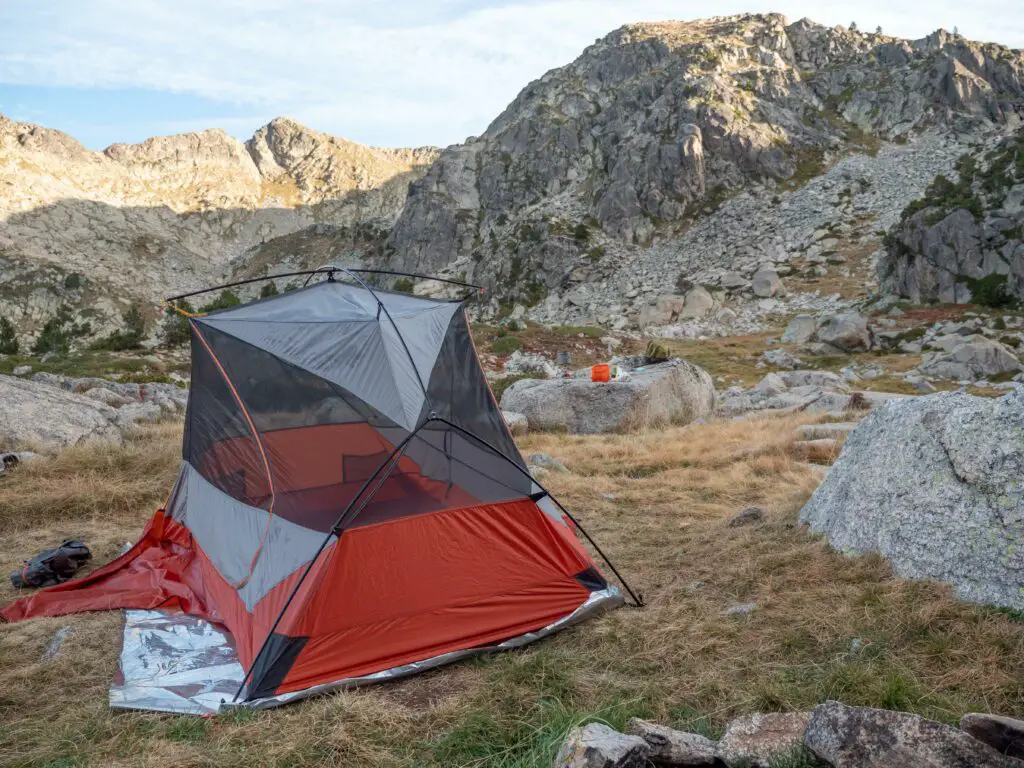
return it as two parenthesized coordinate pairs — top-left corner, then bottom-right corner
(385, 13), (1024, 315)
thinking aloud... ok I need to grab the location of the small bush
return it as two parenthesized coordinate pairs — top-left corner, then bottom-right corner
(200, 290), (241, 313)
(992, 316), (1007, 330)
(964, 274), (1017, 309)
(161, 300), (194, 347)
(32, 305), (90, 356)
(572, 222), (590, 243)
(491, 336), (523, 355)
(63, 273), (82, 290)
(259, 282), (279, 299)
(0, 316), (19, 355)
(92, 303), (146, 351)
(999, 335), (1021, 348)
(393, 277), (414, 293)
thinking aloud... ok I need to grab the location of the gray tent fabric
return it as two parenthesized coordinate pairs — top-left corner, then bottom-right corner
(170, 464), (331, 611)
(182, 280), (530, 537)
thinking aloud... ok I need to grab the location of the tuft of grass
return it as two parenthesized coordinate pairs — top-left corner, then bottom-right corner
(491, 336), (524, 356)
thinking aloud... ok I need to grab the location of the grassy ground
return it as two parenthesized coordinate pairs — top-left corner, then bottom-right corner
(0, 350), (189, 384)
(1, 417), (1021, 768)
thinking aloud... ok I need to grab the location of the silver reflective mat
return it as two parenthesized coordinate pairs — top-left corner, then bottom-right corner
(110, 586), (623, 715)
(110, 610), (244, 715)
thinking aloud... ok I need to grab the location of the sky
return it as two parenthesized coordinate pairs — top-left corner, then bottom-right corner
(0, 0), (1021, 151)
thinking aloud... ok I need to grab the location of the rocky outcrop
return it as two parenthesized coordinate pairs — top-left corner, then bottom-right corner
(918, 335), (1022, 380)
(500, 359), (714, 433)
(0, 373), (187, 449)
(799, 390), (1024, 609)
(0, 115), (437, 339)
(880, 130), (1024, 304)
(386, 14), (1024, 316)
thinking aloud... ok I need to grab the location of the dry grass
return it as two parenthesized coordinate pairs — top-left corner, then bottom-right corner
(1, 416), (1022, 768)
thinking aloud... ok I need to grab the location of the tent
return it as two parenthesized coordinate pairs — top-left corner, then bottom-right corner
(1, 273), (626, 711)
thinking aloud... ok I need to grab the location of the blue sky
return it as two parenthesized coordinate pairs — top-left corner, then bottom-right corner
(1, 0), (1021, 151)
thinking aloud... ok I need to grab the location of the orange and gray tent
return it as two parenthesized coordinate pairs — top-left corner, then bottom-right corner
(1, 274), (628, 713)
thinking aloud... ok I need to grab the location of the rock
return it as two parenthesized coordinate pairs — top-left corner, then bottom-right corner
(639, 295), (687, 327)
(553, 722), (649, 768)
(528, 453), (567, 472)
(0, 375), (123, 448)
(919, 336), (1022, 381)
(759, 349), (802, 369)
(795, 422), (856, 440)
(751, 267), (783, 298)
(680, 287), (715, 319)
(904, 374), (938, 393)
(40, 625), (74, 662)
(728, 507), (764, 527)
(799, 391), (1024, 609)
(782, 315), (819, 344)
(82, 387), (133, 408)
(753, 373), (788, 397)
(716, 712), (810, 767)
(723, 602), (758, 617)
(960, 713), (1024, 759)
(504, 350), (560, 378)
(815, 312), (872, 352)
(778, 371), (849, 391)
(805, 701), (1023, 767)
(502, 411), (529, 437)
(719, 272), (750, 292)
(501, 359), (714, 434)
(12, 365), (32, 376)
(625, 718), (718, 766)
(115, 402), (163, 431)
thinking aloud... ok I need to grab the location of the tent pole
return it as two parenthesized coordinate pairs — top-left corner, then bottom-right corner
(433, 417), (644, 608)
(230, 423), (429, 703)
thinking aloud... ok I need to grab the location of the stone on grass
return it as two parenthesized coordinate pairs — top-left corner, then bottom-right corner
(12, 365), (32, 376)
(529, 453), (568, 472)
(778, 371), (849, 391)
(723, 602), (758, 617)
(759, 349), (802, 369)
(799, 390), (1024, 609)
(805, 701), (1023, 767)
(815, 312), (872, 352)
(502, 411), (529, 437)
(728, 507), (764, 527)
(625, 718), (718, 766)
(782, 315), (817, 344)
(960, 713), (1024, 759)
(501, 359), (714, 434)
(716, 711), (810, 767)
(753, 373), (788, 397)
(554, 722), (649, 768)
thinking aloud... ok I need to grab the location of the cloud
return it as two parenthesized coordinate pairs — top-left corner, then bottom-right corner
(0, 0), (1021, 148)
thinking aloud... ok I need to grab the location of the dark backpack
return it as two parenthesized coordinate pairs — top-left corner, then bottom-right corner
(10, 540), (92, 589)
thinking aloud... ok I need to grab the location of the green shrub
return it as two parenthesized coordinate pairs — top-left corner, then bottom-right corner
(0, 316), (19, 355)
(161, 300), (194, 347)
(393, 277), (414, 293)
(31, 305), (90, 356)
(199, 290), (241, 313)
(491, 336), (523, 355)
(964, 274), (1017, 309)
(259, 282), (279, 299)
(999, 335), (1021, 348)
(91, 304), (146, 351)
(992, 316), (1007, 330)
(283, 281), (299, 293)
(572, 222), (590, 243)
(63, 273), (82, 290)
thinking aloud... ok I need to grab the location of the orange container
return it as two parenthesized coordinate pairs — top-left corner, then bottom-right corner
(591, 364), (611, 383)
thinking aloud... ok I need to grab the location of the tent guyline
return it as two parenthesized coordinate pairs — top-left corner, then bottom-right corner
(165, 267), (485, 309)
(3, 279), (631, 713)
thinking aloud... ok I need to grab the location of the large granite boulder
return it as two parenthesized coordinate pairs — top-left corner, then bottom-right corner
(500, 359), (714, 434)
(918, 336), (1022, 380)
(815, 311), (872, 352)
(0, 374), (124, 448)
(799, 390), (1024, 609)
